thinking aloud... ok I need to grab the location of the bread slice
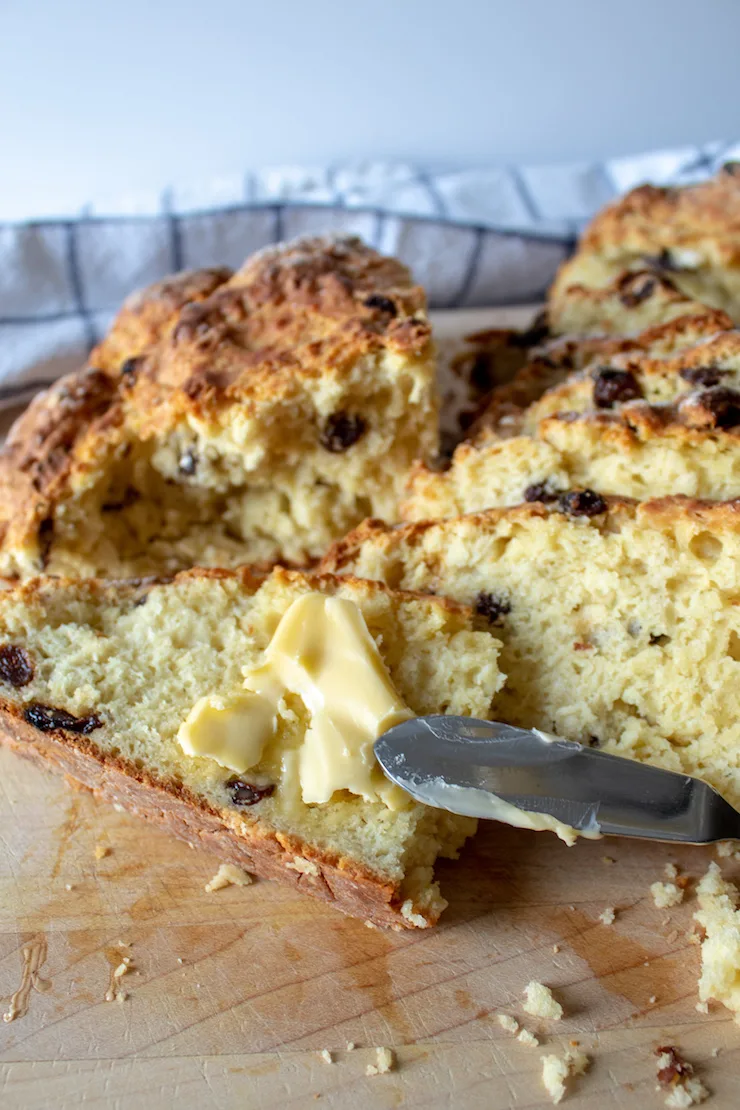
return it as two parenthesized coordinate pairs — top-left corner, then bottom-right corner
(0, 565), (503, 927)
(524, 328), (740, 430)
(0, 235), (438, 578)
(401, 403), (740, 520)
(473, 309), (734, 438)
(547, 268), (722, 338)
(322, 498), (740, 810)
(550, 165), (740, 321)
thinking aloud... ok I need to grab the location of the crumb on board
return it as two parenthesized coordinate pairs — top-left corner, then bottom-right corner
(94, 844), (110, 860)
(552, 944), (560, 954)
(665, 863), (678, 880)
(346, 1042), (356, 1051)
(286, 856), (320, 877)
(319, 1050), (333, 1065)
(364, 921), (377, 930)
(695, 1001), (709, 1014)
(497, 1013), (519, 1035)
(64, 884), (73, 892)
(105, 954), (134, 1003)
(598, 907), (616, 926)
(204, 863), (253, 893)
(401, 900), (429, 928)
(655, 1046), (709, 1108)
(518, 1028), (540, 1048)
(365, 1047), (394, 1076)
(541, 1047), (589, 1104)
(716, 841), (740, 860)
(651, 881), (684, 909)
(649, 995), (657, 1005)
(602, 856), (615, 864)
(523, 981), (563, 1021)
(693, 861), (740, 1019)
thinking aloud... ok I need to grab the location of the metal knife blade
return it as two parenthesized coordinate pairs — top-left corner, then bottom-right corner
(374, 716), (740, 844)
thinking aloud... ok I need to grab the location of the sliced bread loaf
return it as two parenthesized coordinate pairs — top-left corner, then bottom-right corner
(322, 498), (740, 810)
(0, 566), (503, 927)
(0, 235), (438, 579)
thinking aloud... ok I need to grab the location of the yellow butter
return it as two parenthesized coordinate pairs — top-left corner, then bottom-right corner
(177, 592), (413, 809)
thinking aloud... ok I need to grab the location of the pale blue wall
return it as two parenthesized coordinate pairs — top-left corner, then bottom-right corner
(0, 0), (737, 218)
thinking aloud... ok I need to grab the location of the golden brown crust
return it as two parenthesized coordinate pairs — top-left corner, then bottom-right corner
(90, 267), (233, 374)
(578, 168), (740, 265)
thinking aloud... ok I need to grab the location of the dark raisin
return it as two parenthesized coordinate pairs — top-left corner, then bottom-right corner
(557, 489), (607, 517)
(102, 486), (140, 512)
(679, 366), (728, 388)
(227, 779), (275, 806)
(694, 386), (740, 428)
(592, 367), (642, 408)
(619, 276), (656, 307)
(0, 645), (34, 687)
(38, 517), (54, 568)
(364, 294), (397, 316)
(320, 413), (366, 452)
(178, 449), (198, 476)
(474, 591), (511, 626)
(642, 248), (680, 273)
(524, 481), (559, 503)
(588, 736), (600, 748)
(24, 703), (102, 735)
(119, 357), (141, 385)
(655, 1045), (693, 1088)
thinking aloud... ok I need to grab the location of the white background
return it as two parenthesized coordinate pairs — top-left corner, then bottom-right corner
(0, 0), (738, 219)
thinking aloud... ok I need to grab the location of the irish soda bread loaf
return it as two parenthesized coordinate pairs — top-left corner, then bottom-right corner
(322, 498), (740, 810)
(0, 566), (503, 927)
(550, 165), (740, 321)
(0, 235), (438, 578)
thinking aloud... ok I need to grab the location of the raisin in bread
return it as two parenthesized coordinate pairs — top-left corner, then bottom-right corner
(547, 268), (721, 338)
(0, 566), (503, 928)
(550, 165), (740, 321)
(322, 498), (740, 810)
(0, 235), (438, 578)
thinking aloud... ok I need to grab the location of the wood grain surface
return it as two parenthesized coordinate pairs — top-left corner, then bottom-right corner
(1, 308), (740, 1108)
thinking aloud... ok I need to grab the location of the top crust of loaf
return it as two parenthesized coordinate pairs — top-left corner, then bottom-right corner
(577, 167), (740, 265)
(91, 267), (234, 373)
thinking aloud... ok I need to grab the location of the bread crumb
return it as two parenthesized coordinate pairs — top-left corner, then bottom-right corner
(319, 1049), (333, 1065)
(598, 906), (616, 926)
(695, 1001), (709, 1014)
(651, 881), (684, 909)
(204, 863), (253, 893)
(365, 1047), (394, 1076)
(552, 944), (560, 954)
(64, 884), (73, 892)
(649, 995), (657, 1004)
(105, 955), (134, 1003)
(496, 1013), (519, 1035)
(177, 957), (184, 964)
(711, 1047), (721, 1058)
(400, 900), (429, 928)
(716, 841), (740, 859)
(518, 1028), (540, 1048)
(523, 981), (563, 1021)
(346, 1041), (356, 1051)
(364, 921), (377, 930)
(694, 862), (740, 1018)
(94, 844), (110, 860)
(655, 1046), (709, 1107)
(602, 856), (615, 864)
(664, 863), (678, 880)
(286, 856), (319, 877)
(541, 1047), (589, 1104)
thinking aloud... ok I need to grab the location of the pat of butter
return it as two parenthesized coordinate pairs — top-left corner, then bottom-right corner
(177, 593), (413, 809)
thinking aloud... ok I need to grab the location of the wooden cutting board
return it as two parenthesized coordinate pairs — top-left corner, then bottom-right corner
(1, 309), (740, 1109)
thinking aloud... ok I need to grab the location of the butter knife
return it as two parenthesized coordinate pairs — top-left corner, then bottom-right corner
(374, 716), (740, 844)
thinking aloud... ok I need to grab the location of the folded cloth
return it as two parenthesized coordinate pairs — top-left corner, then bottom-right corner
(1, 141), (736, 409)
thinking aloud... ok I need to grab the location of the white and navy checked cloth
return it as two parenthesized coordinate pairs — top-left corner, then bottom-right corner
(2, 141), (737, 410)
